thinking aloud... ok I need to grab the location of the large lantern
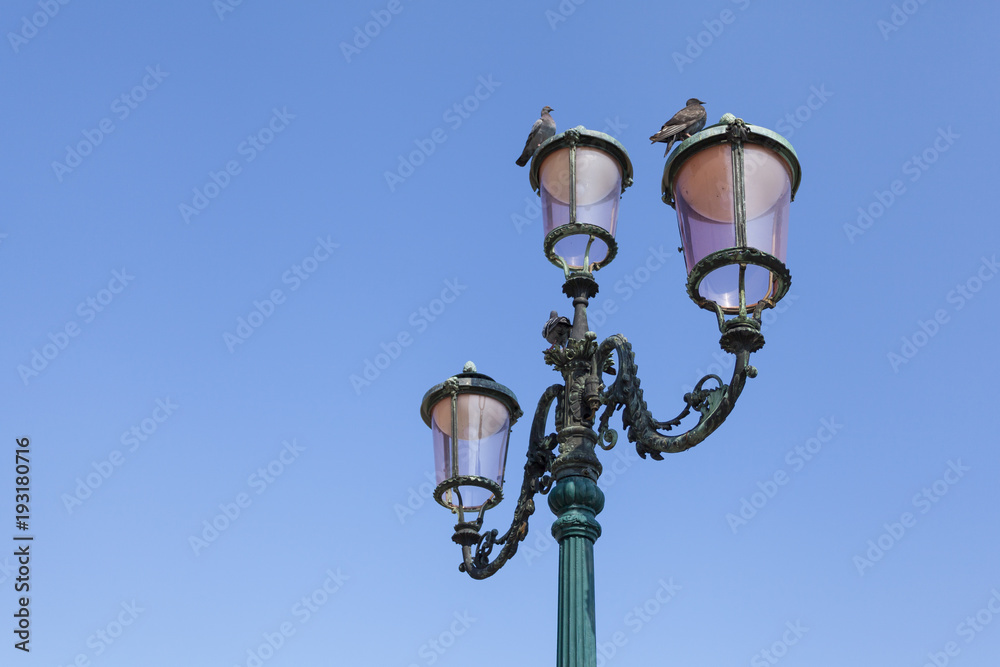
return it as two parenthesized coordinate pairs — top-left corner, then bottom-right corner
(530, 127), (633, 275)
(420, 362), (522, 515)
(663, 114), (800, 349)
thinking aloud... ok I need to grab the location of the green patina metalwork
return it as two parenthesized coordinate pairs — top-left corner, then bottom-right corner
(420, 366), (523, 514)
(662, 114), (801, 206)
(530, 127), (633, 279)
(686, 246), (792, 352)
(543, 223), (619, 276)
(549, 475), (604, 667)
(595, 333), (756, 460)
(529, 127), (634, 194)
(452, 384), (561, 579)
(663, 115), (797, 335)
(422, 118), (800, 667)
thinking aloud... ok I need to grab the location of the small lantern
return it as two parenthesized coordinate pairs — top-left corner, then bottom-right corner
(420, 362), (522, 515)
(663, 114), (800, 330)
(530, 127), (633, 275)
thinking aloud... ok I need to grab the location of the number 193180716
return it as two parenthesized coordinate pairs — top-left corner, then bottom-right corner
(15, 438), (30, 529)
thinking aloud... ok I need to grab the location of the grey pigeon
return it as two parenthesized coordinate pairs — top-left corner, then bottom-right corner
(649, 98), (707, 156)
(542, 310), (572, 348)
(516, 106), (556, 167)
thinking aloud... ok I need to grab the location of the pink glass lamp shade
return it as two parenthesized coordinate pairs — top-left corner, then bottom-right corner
(420, 363), (522, 513)
(663, 115), (800, 315)
(530, 128), (633, 274)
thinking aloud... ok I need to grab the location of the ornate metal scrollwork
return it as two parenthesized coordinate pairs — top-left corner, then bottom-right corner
(596, 420), (618, 451)
(543, 335), (599, 371)
(595, 333), (756, 460)
(456, 384), (562, 579)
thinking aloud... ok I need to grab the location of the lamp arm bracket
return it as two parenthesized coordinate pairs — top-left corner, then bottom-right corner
(596, 334), (755, 460)
(458, 384), (562, 579)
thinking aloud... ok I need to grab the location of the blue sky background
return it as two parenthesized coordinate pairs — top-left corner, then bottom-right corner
(3, 1), (999, 665)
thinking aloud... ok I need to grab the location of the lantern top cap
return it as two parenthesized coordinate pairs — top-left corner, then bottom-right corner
(529, 126), (634, 194)
(661, 114), (802, 207)
(420, 363), (523, 428)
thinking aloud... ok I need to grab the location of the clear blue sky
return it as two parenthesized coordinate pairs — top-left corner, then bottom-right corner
(3, 1), (999, 665)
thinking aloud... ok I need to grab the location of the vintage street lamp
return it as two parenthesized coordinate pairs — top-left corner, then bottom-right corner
(420, 364), (522, 518)
(419, 116), (800, 667)
(664, 112), (800, 353)
(531, 127), (633, 277)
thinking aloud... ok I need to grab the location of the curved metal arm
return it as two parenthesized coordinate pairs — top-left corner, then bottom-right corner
(456, 384), (562, 579)
(595, 334), (756, 460)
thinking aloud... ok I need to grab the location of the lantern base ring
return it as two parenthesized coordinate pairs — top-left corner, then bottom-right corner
(544, 223), (618, 275)
(434, 475), (504, 513)
(686, 247), (791, 321)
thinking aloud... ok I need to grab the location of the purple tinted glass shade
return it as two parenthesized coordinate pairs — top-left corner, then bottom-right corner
(675, 144), (791, 311)
(540, 146), (622, 269)
(430, 394), (511, 511)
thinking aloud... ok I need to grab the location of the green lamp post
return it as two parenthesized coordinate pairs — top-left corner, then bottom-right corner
(420, 117), (800, 667)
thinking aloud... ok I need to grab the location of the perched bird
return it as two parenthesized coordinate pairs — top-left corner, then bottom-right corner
(515, 106), (556, 167)
(649, 98), (707, 156)
(542, 310), (572, 348)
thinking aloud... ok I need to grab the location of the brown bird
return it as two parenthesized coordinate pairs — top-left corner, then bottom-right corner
(516, 106), (556, 167)
(650, 98), (707, 156)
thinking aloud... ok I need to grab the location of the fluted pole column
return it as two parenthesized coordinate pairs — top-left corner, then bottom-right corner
(549, 475), (605, 667)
